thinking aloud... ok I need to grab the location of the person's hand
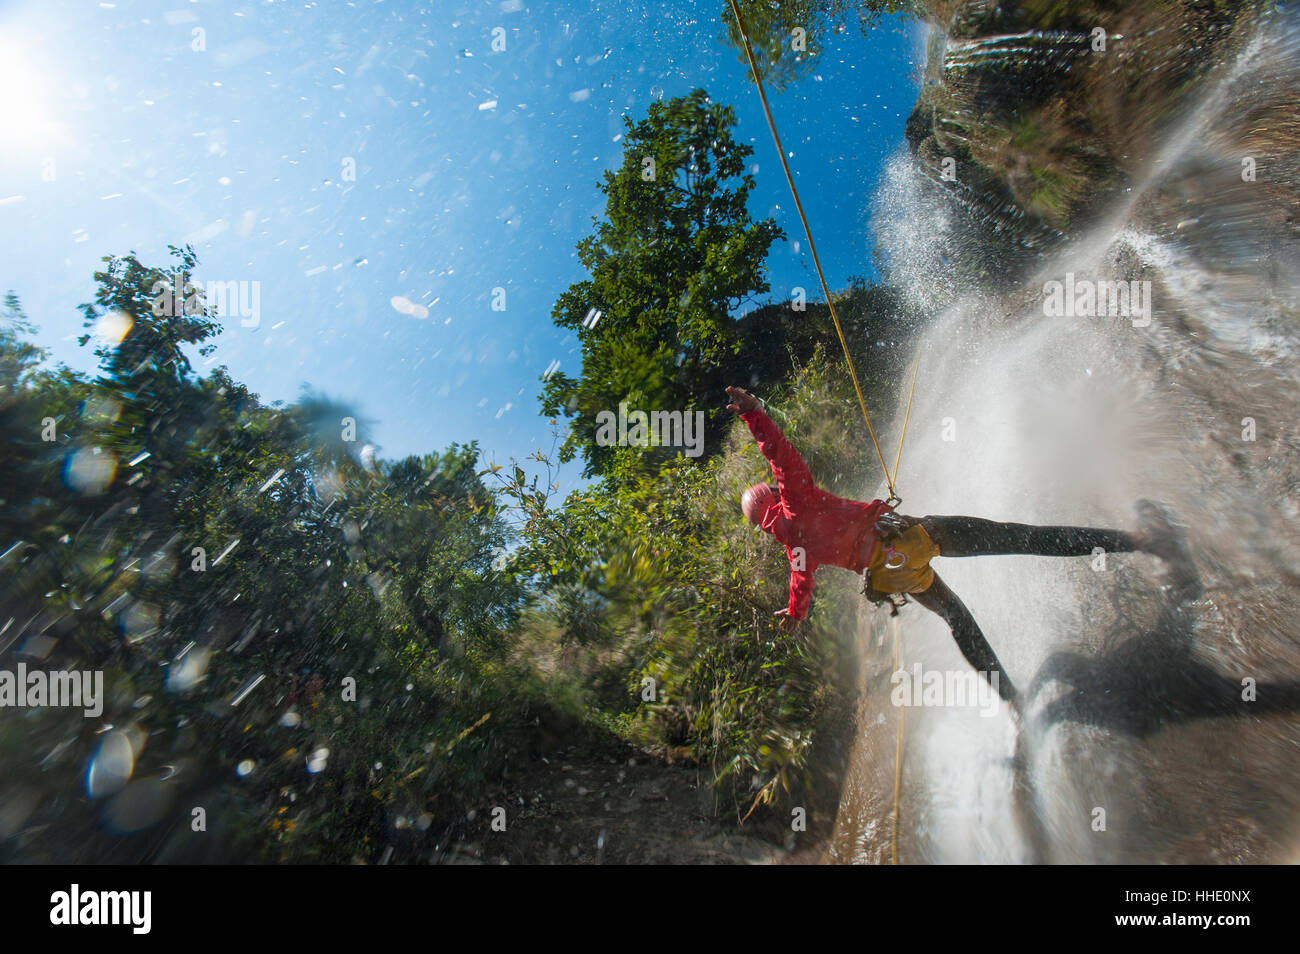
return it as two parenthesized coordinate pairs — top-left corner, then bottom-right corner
(725, 386), (760, 414)
(773, 608), (799, 632)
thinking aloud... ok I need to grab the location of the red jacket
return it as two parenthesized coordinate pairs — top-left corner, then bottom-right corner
(741, 408), (889, 620)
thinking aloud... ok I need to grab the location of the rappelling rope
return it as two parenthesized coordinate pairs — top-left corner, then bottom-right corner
(887, 355), (920, 864)
(727, 0), (918, 864)
(890, 612), (904, 865)
(726, 0), (897, 502)
(892, 350), (922, 492)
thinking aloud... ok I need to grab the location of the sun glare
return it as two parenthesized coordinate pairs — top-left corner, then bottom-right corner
(0, 38), (64, 151)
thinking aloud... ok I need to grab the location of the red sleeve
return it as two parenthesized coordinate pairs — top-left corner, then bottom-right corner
(740, 407), (816, 515)
(788, 564), (815, 620)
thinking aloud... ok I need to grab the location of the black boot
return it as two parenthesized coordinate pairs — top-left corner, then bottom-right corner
(1134, 499), (1198, 594)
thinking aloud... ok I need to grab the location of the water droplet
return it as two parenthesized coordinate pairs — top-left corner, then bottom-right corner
(64, 447), (117, 494)
(86, 727), (144, 799)
(167, 646), (211, 692)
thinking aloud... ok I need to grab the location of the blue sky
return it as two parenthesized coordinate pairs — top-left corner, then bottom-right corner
(0, 0), (923, 480)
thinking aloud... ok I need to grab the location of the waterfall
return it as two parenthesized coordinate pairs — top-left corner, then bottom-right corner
(828, 9), (1300, 864)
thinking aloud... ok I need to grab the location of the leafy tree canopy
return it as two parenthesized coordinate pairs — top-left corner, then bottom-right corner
(542, 89), (784, 477)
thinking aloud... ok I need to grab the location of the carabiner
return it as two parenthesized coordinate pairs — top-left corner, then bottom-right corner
(882, 546), (908, 570)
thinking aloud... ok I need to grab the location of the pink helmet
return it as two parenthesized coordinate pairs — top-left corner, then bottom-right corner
(741, 483), (778, 525)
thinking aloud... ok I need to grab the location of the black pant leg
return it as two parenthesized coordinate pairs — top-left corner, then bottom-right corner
(912, 571), (1018, 703)
(920, 515), (1137, 558)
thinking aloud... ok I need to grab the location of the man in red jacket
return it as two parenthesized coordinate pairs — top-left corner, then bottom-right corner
(726, 386), (1187, 707)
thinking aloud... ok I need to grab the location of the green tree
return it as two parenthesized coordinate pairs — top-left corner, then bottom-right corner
(0, 293), (48, 393)
(542, 89), (785, 478)
(360, 444), (520, 663)
(0, 250), (535, 864)
(722, 0), (917, 91)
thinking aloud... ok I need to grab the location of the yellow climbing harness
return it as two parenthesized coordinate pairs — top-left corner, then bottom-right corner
(867, 523), (941, 595)
(727, 0), (919, 865)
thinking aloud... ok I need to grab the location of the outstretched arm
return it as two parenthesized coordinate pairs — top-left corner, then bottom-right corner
(787, 562), (815, 619)
(727, 387), (816, 632)
(725, 386), (816, 511)
(771, 569), (814, 632)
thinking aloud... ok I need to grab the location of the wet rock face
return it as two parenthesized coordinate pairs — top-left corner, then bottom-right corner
(831, 5), (1300, 863)
(905, 0), (1266, 278)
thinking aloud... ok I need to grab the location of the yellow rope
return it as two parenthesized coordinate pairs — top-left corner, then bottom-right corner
(727, 0), (918, 865)
(891, 349), (922, 490)
(887, 355), (920, 864)
(891, 614), (904, 864)
(727, 0), (896, 500)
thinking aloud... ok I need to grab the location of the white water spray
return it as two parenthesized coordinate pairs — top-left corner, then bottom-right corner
(830, 11), (1300, 864)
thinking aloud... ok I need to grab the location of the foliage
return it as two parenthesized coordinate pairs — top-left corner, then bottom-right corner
(540, 85), (914, 482)
(2, 114), (908, 856)
(500, 349), (873, 819)
(542, 89), (785, 478)
(0, 253), (531, 863)
(722, 0), (918, 91)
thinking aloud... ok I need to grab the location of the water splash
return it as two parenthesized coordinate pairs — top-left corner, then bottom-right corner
(831, 9), (1300, 864)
